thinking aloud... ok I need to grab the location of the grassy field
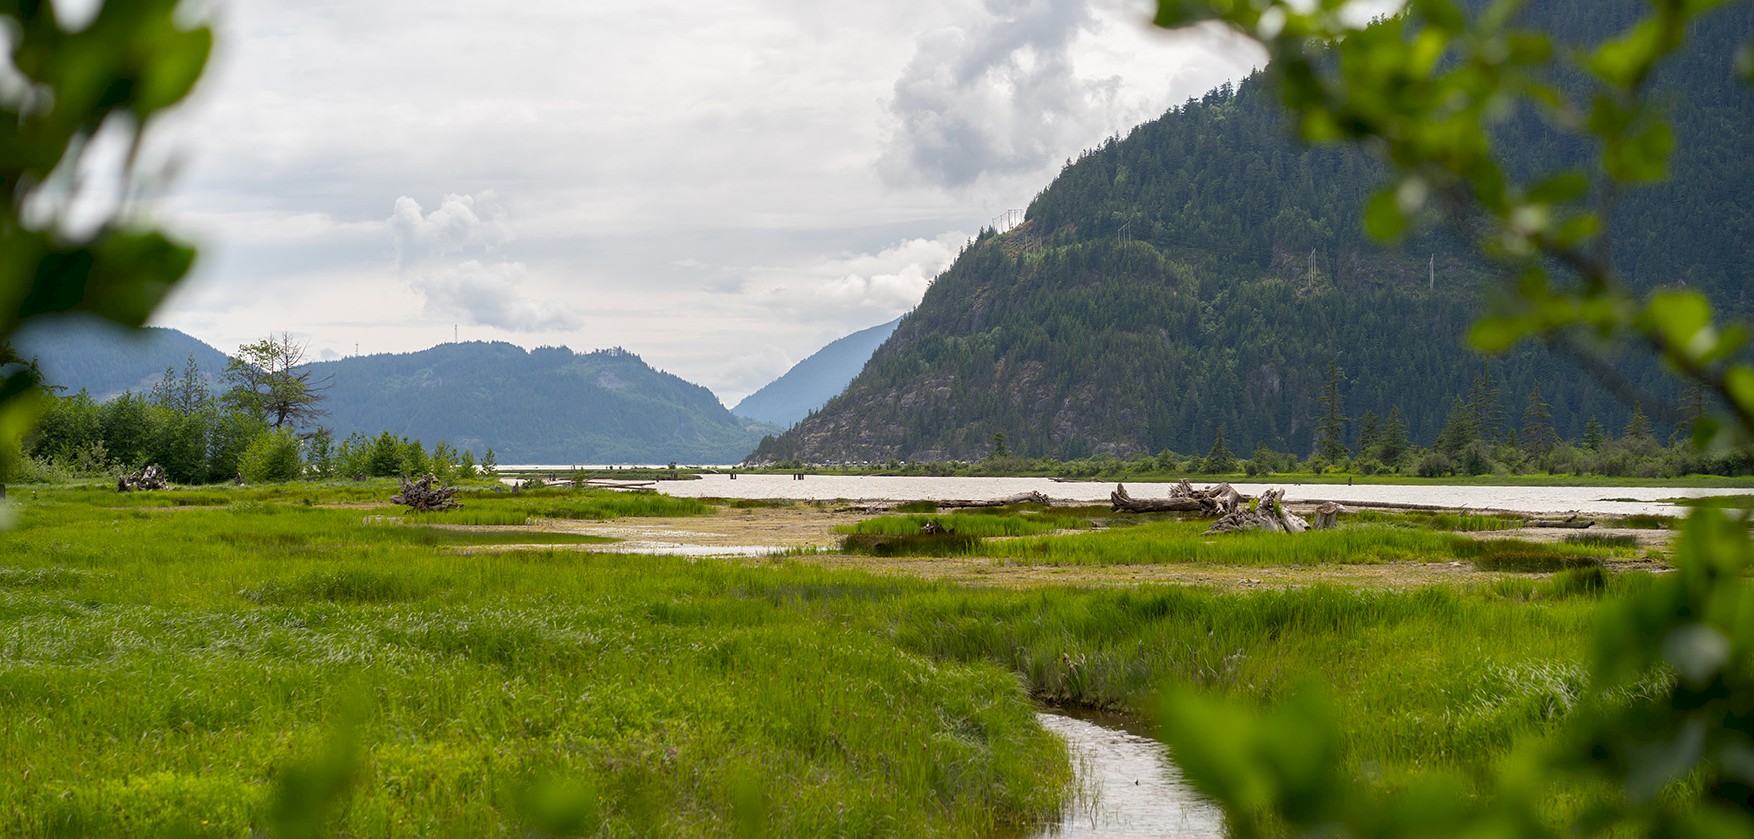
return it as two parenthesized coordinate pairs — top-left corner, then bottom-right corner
(0, 482), (1668, 835)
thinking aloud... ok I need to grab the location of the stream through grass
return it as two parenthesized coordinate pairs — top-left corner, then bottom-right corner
(1032, 711), (1223, 838)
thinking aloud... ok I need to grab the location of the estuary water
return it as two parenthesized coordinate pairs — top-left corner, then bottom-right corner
(646, 473), (1744, 517)
(1031, 711), (1224, 839)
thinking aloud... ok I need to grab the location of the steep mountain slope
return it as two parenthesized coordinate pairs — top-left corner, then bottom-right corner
(13, 318), (231, 400)
(310, 343), (761, 464)
(733, 318), (902, 427)
(751, 2), (1753, 463)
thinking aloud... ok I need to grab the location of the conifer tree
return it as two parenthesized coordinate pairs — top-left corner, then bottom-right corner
(1356, 410), (1381, 456)
(1433, 397), (1478, 457)
(1581, 418), (1607, 451)
(1203, 426), (1236, 474)
(1377, 405), (1410, 466)
(1520, 381), (1558, 459)
(1467, 365), (1506, 445)
(1314, 360), (1348, 462)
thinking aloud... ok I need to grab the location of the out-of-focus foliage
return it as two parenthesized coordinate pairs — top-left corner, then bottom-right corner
(0, 0), (210, 453)
(1152, 0), (1754, 834)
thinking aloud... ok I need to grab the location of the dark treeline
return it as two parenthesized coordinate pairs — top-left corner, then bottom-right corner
(753, 0), (1752, 466)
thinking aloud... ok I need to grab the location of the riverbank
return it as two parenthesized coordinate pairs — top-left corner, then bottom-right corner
(647, 473), (1747, 517)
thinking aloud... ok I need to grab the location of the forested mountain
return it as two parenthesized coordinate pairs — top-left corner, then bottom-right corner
(750, 1), (1753, 464)
(310, 343), (761, 464)
(733, 318), (901, 428)
(13, 318), (231, 400)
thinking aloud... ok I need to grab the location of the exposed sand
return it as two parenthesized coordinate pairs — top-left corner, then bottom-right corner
(505, 503), (1669, 590)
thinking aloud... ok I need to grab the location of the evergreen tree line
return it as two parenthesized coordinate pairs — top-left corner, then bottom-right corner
(18, 354), (499, 484)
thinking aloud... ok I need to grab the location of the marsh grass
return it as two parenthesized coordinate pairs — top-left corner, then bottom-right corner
(0, 483), (1661, 834)
(841, 532), (982, 556)
(1562, 532), (1640, 549)
(970, 518), (1631, 568)
(0, 485), (1067, 837)
(839, 509), (1088, 539)
(1350, 510), (1526, 531)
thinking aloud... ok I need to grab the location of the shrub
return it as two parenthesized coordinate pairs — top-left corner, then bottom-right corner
(239, 429), (303, 483)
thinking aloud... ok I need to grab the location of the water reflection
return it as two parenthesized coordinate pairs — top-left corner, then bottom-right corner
(1033, 711), (1224, 839)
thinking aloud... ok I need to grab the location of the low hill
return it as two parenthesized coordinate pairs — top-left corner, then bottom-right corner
(733, 318), (901, 428)
(12, 318), (230, 400)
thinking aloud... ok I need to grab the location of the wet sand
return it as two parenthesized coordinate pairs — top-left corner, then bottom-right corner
(494, 503), (1669, 590)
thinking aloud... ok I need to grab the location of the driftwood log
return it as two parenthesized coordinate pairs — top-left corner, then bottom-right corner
(1206, 488), (1311, 534)
(1529, 515), (1594, 529)
(118, 464), (168, 493)
(936, 491), (1051, 509)
(1111, 481), (1247, 516)
(392, 474), (462, 512)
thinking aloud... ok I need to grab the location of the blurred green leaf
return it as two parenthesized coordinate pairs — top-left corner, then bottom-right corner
(1364, 187), (1409, 241)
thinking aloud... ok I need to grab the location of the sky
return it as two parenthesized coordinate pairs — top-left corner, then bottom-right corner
(132, 0), (1263, 405)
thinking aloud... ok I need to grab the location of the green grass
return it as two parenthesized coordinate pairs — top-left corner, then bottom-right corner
(967, 518), (1633, 567)
(1349, 509), (1527, 531)
(0, 487), (1064, 836)
(837, 509), (1090, 538)
(0, 483), (1672, 833)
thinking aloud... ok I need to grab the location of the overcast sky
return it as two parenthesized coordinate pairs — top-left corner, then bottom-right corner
(142, 0), (1262, 404)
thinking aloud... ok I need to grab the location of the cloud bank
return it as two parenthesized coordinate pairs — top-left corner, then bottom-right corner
(883, 0), (1107, 188)
(389, 193), (580, 332)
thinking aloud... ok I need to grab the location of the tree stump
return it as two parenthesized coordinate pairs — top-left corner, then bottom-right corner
(392, 474), (462, 512)
(1205, 488), (1311, 534)
(1312, 502), (1345, 530)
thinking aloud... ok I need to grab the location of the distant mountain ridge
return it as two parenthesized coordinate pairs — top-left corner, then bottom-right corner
(16, 322), (764, 464)
(733, 318), (901, 428)
(14, 317), (231, 400)
(308, 342), (762, 464)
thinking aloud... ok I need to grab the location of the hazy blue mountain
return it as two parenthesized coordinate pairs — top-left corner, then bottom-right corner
(733, 318), (901, 428)
(17, 322), (764, 464)
(308, 342), (763, 464)
(12, 317), (230, 400)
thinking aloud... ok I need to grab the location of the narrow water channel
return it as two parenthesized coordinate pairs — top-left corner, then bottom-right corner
(1032, 711), (1225, 839)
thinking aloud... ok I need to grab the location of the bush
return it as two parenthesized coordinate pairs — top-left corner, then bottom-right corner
(1416, 451), (1455, 477)
(239, 429), (303, 483)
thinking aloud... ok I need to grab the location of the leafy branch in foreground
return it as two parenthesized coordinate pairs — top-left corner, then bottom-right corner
(1152, 0), (1753, 834)
(0, 0), (212, 480)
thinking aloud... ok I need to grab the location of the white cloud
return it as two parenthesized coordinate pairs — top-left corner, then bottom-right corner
(389, 192), (512, 265)
(386, 193), (577, 332)
(409, 259), (581, 332)
(882, 0), (1104, 188)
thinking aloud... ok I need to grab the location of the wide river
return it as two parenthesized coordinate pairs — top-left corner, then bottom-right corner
(641, 473), (1744, 517)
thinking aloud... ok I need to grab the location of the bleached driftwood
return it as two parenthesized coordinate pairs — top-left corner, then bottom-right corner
(1205, 488), (1310, 534)
(936, 491), (1052, 508)
(392, 474), (461, 512)
(1111, 480), (1247, 516)
(118, 464), (168, 493)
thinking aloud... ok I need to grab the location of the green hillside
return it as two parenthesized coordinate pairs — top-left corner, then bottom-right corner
(751, 1), (1752, 464)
